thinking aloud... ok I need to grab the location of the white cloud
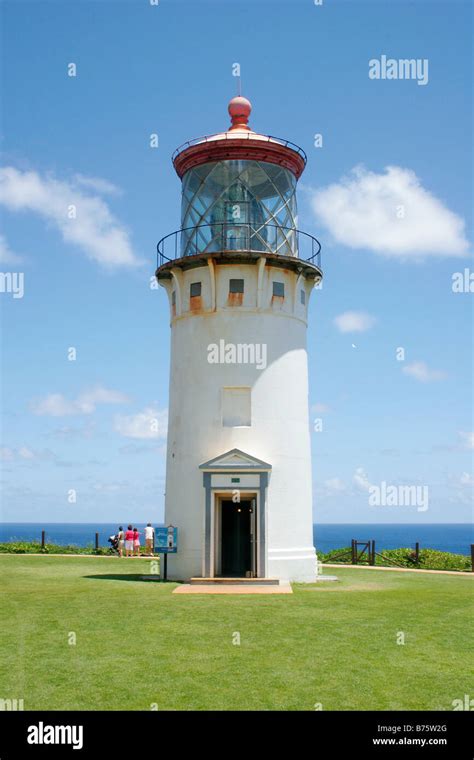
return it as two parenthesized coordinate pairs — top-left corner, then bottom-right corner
(324, 477), (346, 493)
(78, 387), (130, 410)
(0, 446), (55, 462)
(119, 442), (165, 455)
(312, 402), (331, 413)
(32, 394), (79, 416)
(73, 174), (121, 196)
(459, 472), (474, 487)
(448, 471), (474, 504)
(311, 165), (469, 258)
(18, 446), (35, 460)
(114, 407), (168, 440)
(0, 234), (22, 264)
(353, 467), (374, 492)
(52, 421), (96, 439)
(0, 167), (141, 268)
(318, 469), (380, 498)
(32, 386), (130, 416)
(334, 311), (376, 333)
(93, 482), (128, 493)
(458, 431), (474, 450)
(402, 361), (447, 383)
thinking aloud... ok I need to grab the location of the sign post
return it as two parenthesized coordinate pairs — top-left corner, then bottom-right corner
(154, 525), (178, 581)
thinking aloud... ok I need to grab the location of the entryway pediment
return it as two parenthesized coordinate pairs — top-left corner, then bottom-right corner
(199, 448), (272, 471)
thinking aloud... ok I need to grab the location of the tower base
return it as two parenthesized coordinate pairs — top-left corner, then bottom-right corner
(162, 547), (318, 584)
(267, 546), (317, 583)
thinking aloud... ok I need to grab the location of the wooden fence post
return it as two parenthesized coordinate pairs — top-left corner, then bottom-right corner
(370, 540), (375, 565)
(351, 539), (356, 564)
(41, 530), (45, 549)
(471, 544), (474, 573)
(95, 532), (99, 551)
(415, 542), (420, 563)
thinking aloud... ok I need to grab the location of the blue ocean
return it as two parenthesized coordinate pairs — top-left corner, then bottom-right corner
(0, 522), (471, 555)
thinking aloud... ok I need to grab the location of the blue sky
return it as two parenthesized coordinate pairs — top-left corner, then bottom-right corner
(0, 0), (472, 524)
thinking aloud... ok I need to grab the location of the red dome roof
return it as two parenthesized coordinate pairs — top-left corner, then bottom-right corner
(172, 96), (306, 180)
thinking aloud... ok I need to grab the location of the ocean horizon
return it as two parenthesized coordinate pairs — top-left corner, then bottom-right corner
(0, 522), (472, 556)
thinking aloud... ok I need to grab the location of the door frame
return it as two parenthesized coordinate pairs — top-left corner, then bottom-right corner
(199, 449), (272, 579)
(214, 493), (257, 578)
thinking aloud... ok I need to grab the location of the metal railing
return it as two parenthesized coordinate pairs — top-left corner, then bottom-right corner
(172, 132), (307, 165)
(156, 222), (321, 269)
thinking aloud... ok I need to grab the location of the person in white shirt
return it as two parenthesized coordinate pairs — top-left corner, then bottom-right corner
(117, 526), (125, 558)
(144, 523), (155, 556)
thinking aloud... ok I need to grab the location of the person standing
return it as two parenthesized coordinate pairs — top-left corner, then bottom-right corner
(125, 525), (134, 558)
(117, 526), (125, 558)
(133, 527), (140, 557)
(144, 523), (155, 556)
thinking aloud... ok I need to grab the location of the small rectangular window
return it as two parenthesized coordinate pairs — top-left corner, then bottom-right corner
(190, 282), (201, 297)
(273, 282), (285, 297)
(171, 291), (176, 305)
(300, 289), (306, 305)
(222, 387), (251, 427)
(229, 279), (244, 294)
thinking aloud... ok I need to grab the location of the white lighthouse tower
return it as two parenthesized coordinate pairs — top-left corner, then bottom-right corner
(156, 96), (322, 582)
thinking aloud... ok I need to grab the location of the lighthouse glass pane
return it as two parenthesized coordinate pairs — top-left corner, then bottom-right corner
(180, 160), (298, 258)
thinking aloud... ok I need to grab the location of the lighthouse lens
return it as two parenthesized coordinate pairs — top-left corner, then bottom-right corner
(180, 160), (298, 258)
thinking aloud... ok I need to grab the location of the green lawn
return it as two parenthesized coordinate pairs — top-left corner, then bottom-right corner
(0, 556), (472, 711)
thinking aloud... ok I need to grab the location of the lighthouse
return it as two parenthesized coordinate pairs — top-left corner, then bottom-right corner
(156, 96), (322, 582)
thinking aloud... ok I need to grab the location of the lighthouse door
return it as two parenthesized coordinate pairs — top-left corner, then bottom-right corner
(221, 500), (253, 577)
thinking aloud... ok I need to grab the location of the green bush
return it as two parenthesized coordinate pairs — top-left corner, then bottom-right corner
(319, 546), (353, 563)
(0, 541), (158, 557)
(0, 541), (114, 555)
(417, 548), (471, 572)
(318, 545), (471, 572)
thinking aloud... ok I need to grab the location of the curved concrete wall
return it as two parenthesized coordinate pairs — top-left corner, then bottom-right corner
(159, 258), (317, 582)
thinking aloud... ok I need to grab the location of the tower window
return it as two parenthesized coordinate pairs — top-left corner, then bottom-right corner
(300, 289), (306, 305)
(273, 282), (285, 297)
(190, 282), (201, 297)
(229, 279), (244, 294)
(222, 387), (251, 427)
(171, 291), (176, 306)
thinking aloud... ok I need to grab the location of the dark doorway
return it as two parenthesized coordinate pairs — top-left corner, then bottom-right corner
(221, 500), (253, 576)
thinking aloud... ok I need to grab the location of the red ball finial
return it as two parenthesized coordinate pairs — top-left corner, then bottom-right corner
(228, 96), (252, 130)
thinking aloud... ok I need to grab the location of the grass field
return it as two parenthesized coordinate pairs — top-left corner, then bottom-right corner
(1, 556), (472, 711)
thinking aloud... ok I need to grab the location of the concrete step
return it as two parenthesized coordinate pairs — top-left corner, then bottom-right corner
(190, 576), (280, 586)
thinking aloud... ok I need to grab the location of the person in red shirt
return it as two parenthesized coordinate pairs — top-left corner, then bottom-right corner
(125, 525), (134, 558)
(133, 527), (140, 557)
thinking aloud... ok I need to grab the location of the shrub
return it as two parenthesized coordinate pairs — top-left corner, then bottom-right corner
(319, 546), (353, 564)
(0, 541), (115, 556)
(0, 541), (157, 557)
(417, 548), (471, 572)
(317, 546), (471, 572)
